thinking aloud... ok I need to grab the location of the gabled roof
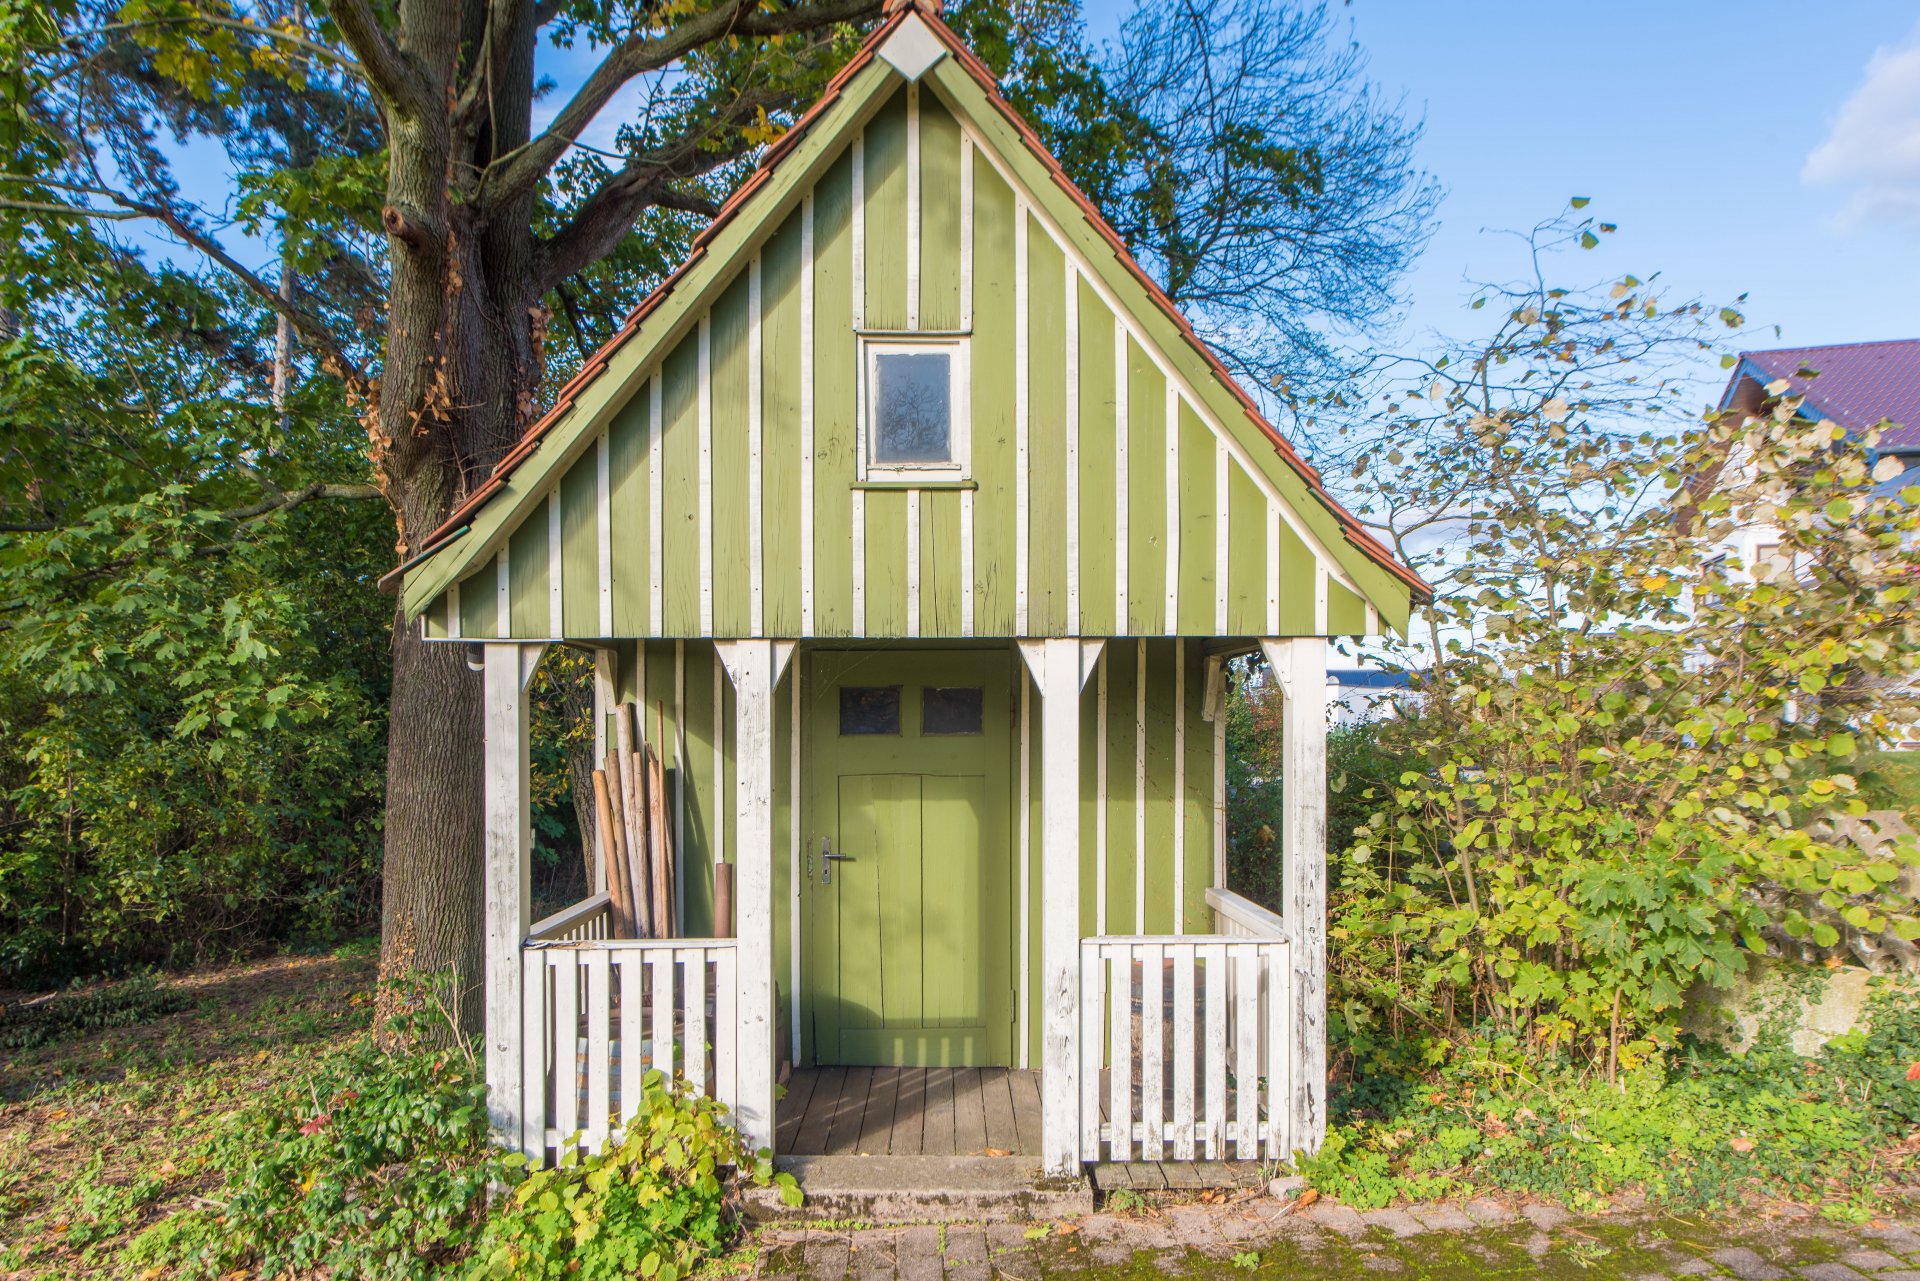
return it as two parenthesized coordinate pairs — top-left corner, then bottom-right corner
(1722, 338), (1920, 451)
(383, 0), (1428, 610)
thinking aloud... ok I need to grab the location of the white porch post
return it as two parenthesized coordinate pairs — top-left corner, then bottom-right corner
(1260, 636), (1328, 1157)
(484, 642), (543, 1147)
(715, 639), (794, 1154)
(1019, 638), (1086, 1177)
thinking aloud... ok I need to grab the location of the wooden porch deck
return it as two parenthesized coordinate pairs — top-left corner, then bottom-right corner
(775, 1067), (1042, 1156)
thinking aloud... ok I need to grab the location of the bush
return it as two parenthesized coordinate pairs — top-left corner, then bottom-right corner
(1301, 981), (1920, 1215)
(469, 1070), (798, 1281)
(128, 1034), (506, 1279)
(0, 973), (188, 1050)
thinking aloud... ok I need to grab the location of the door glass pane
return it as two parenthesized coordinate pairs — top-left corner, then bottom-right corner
(839, 686), (902, 735)
(922, 686), (984, 735)
(873, 351), (952, 463)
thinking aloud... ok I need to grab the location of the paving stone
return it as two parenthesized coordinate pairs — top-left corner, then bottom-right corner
(1796, 1265), (1870, 1281)
(1361, 1208), (1426, 1238)
(802, 1236), (852, 1281)
(1840, 1251), (1906, 1271)
(1710, 1246), (1789, 1280)
(1524, 1231), (1553, 1259)
(849, 1237), (898, 1281)
(1871, 1273), (1920, 1281)
(1303, 1202), (1365, 1234)
(1166, 1206), (1219, 1247)
(1670, 1259), (1719, 1277)
(1631, 1273), (1672, 1281)
(1463, 1198), (1516, 1226)
(1522, 1204), (1571, 1230)
(941, 1226), (991, 1281)
(894, 1226), (943, 1281)
(1412, 1205), (1477, 1232)
(1864, 1228), (1920, 1255)
(983, 1222), (1033, 1257)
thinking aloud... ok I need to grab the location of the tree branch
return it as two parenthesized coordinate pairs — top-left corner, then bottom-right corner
(486, 0), (882, 205)
(318, 0), (429, 117)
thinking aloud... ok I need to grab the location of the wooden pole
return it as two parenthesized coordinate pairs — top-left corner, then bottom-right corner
(613, 703), (650, 937)
(714, 862), (735, 939)
(647, 740), (673, 938)
(593, 769), (633, 938)
(626, 746), (652, 936)
(605, 747), (644, 938)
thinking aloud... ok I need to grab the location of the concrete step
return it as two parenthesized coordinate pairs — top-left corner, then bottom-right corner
(743, 1155), (1095, 1224)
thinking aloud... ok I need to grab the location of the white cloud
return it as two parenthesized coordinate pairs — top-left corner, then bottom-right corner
(1804, 22), (1920, 231)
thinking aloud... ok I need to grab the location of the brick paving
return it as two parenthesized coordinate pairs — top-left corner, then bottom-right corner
(750, 1197), (1920, 1280)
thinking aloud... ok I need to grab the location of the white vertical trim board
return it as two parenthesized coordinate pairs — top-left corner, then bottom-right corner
(674, 640), (687, 935)
(1315, 564), (1330, 634)
(960, 490), (976, 636)
(850, 489), (866, 634)
(851, 134), (866, 329)
(959, 138), (974, 329)
(481, 643), (532, 1149)
(697, 316), (714, 636)
(1014, 201), (1030, 634)
(713, 648), (725, 870)
(748, 256), (765, 636)
(1114, 316), (1129, 627)
(495, 543), (511, 639)
(1214, 443), (1229, 635)
(596, 431), (613, 635)
(1212, 661), (1228, 888)
(800, 196), (816, 636)
(447, 581), (462, 640)
(1064, 263), (1080, 630)
(906, 488), (921, 636)
(906, 83), (921, 330)
(1164, 386), (1180, 633)
(1025, 639), (1085, 1176)
(648, 374), (664, 635)
(547, 492), (563, 637)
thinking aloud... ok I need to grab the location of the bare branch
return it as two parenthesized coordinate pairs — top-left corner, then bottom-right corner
(486, 0), (882, 205)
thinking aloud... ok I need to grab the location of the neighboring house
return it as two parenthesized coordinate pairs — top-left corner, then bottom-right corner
(1714, 338), (1920, 577)
(1328, 666), (1412, 727)
(385, 0), (1426, 1190)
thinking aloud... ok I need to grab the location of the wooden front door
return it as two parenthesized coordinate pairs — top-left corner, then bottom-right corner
(804, 651), (1014, 1067)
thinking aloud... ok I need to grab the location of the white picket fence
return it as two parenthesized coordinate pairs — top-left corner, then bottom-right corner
(518, 939), (738, 1163)
(527, 892), (615, 943)
(1077, 934), (1294, 1163)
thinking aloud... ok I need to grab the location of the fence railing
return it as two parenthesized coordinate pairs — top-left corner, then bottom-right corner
(517, 938), (738, 1163)
(1078, 935), (1293, 1163)
(527, 893), (615, 943)
(1205, 886), (1288, 941)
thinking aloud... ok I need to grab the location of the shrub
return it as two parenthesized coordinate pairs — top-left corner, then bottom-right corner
(0, 973), (188, 1050)
(469, 1070), (798, 1281)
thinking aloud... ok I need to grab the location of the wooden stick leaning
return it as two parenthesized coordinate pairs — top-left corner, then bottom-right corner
(647, 724), (673, 938)
(592, 769), (634, 938)
(613, 704), (652, 938)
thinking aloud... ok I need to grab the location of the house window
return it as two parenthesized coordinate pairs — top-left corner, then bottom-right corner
(922, 686), (984, 736)
(839, 686), (902, 736)
(861, 338), (969, 480)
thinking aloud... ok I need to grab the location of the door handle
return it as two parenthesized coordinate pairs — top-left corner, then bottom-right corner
(820, 836), (854, 884)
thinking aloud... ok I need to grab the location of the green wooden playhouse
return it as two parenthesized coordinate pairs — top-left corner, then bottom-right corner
(392, 0), (1425, 1182)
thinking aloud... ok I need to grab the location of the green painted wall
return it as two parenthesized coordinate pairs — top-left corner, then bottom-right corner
(416, 77), (1397, 643)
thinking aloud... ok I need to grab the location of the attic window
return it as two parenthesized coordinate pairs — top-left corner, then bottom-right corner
(860, 337), (969, 481)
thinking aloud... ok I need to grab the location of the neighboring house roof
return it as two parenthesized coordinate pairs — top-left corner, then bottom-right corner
(1721, 338), (1920, 450)
(1327, 668), (1409, 690)
(381, 0), (1429, 610)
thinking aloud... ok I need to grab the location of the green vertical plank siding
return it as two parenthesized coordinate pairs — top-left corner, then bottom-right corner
(1126, 339), (1166, 635)
(1026, 219), (1067, 635)
(423, 592), (446, 638)
(918, 93), (963, 331)
(609, 396), (650, 635)
(971, 161), (1017, 633)
(762, 210), (804, 637)
(923, 490), (962, 635)
(1140, 639), (1177, 934)
(1077, 282), (1117, 636)
(1104, 643), (1139, 933)
(680, 643), (716, 936)
(560, 452), (598, 637)
(1176, 401), (1214, 633)
(813, 151), (856, 635)
(1279, 523), (1315, 636)
(1181, 640), (1212, 932)
(864, 489), (908, 634)
(662, 338), (701, 635)
(1226, 461), (1266, 635)
(508, 514), (548, 636)
(1328, 579), (1367, 635)
(863, 87), (909, 331)
(711, 276), (752, 635)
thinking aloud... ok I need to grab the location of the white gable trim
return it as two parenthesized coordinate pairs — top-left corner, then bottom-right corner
(878, 12), (949, 81)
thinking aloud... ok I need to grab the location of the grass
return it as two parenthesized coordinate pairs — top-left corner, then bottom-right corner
(0, 941), (378, 1279)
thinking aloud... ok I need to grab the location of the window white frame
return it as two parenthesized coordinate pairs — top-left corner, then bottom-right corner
(857, 334), (971, 482)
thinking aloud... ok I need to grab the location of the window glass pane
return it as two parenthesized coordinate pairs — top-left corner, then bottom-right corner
(873, 351), (952, 463)
(922, 686), (984, 736)
(839, 686), (902, 735)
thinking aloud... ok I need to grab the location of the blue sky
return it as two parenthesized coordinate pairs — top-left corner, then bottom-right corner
(1077, 0), (1920, 404)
